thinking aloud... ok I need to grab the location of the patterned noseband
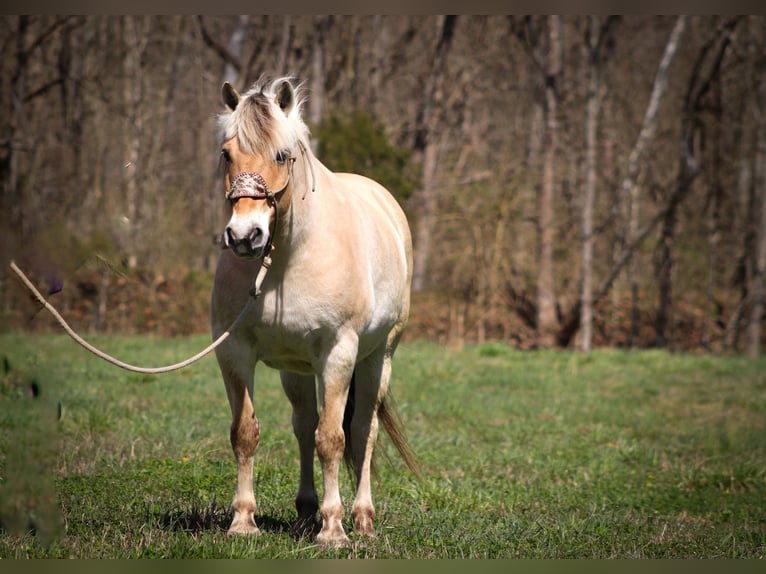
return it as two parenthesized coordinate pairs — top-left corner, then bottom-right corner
(225, 156), (295, 203)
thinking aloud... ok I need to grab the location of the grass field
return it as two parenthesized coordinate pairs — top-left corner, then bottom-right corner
(0, 333), (765, 558)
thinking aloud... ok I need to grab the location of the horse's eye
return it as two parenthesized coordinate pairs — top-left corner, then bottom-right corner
(275, 150), (288, 164)
(221, 149), (232, 164)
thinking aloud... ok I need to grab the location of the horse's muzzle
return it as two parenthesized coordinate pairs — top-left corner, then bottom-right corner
(224, 224), (268, 259)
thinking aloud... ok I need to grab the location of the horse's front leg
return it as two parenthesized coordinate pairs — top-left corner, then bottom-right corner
(314, 333), (357, 547)
(280, 371), (320, 535)
(215, 339), (261, 536)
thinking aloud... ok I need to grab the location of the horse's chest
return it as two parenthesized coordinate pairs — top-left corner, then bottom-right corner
(245, 298), (330, 374)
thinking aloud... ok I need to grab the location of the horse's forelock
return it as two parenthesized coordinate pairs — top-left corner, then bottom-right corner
(217, 77), (308, 159)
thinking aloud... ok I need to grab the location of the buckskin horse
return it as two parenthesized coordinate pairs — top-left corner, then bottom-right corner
(211, 76), (417, 546)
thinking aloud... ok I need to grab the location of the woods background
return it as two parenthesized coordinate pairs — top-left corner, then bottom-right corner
(1, 15), (765, 355)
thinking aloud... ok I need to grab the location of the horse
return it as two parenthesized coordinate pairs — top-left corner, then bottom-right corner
(210, 76), (417, 546)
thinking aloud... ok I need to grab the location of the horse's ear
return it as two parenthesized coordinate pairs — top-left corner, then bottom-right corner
(274, 80), (295, 115)
(222, 82), (241, 112)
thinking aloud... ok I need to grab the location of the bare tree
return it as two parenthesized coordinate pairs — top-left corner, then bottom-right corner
(1, 16), (72, 239)
(747, 19), (766, 356)
(580, 16), (618, 352)
(197, 16), (251, 270)
(411, 15), (457, 292)
(747, 116), (766, 357)
(655, 17), (740, 348)
(535, 15), (562, 348)
(557, 16), (687, 348)
(623, 15), (687, 346)
(121, 16), (149, 268)
(275, 16), (292, 77)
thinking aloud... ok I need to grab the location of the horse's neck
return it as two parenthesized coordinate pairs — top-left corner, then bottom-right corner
(280, 150), (330, 248)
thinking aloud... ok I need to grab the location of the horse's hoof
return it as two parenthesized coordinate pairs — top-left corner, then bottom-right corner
(226, 517), (261, 536)
(353, 511), (376, 538)
(316, 525), (350, 548)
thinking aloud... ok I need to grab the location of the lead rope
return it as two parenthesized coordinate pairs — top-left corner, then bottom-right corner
(8, 253), (271, 375)
(8, 142), (310, 374)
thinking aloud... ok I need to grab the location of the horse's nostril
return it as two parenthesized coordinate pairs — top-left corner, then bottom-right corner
(250, 227), (263, 242)
(225, 226), (236, 247)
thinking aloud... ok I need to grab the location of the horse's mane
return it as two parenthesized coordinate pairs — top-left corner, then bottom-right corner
(216, 76), (310, 159)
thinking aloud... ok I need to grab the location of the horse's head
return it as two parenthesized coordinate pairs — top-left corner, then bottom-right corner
(217, 78), (308, 259)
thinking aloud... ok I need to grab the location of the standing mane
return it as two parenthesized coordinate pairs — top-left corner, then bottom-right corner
(216, 76), (310, 159)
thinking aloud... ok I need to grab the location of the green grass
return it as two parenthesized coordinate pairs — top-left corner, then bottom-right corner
(1, 333), (765, 558)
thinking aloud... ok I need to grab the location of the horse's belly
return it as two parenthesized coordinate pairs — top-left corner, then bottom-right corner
(261, 356), (314, 374)
(249, 307), (398, 375)
(249, 327), (317, 374)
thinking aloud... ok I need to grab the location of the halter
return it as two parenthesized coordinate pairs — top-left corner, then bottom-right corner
(219, 145), (315, 300)
(221, 158), (295, 299)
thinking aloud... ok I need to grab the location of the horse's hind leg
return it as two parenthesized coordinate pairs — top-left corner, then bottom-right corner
(215, 340), (260, 535)
(280, 371), (320, 535)
(349, 343), (392, 537)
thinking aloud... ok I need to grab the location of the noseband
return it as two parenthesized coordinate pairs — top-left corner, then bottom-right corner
(225, 156), (295, 203)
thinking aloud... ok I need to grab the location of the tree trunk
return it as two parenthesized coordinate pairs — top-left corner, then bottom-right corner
(309, 16), (330, 155)
(411, 15), (457, 292)
(122, 16), (146, 269)
(656, 17), (739, 348)
(622, 15), (687, 346)
(747, 96), (766, 357)
(580, 15), (601, 352)
(536, 15), (561, 348)
(1, 16), (30, 241)
(223, 16), (249, 87)
(368, 15), (386, 110)
(704, 73), (724, 350)
(198, 15), (250, 270)
(275, 16), (292, 76)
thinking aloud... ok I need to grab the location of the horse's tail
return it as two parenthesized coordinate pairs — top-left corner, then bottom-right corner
(342, 370), (422, 482)
(378, 392), (422, 479)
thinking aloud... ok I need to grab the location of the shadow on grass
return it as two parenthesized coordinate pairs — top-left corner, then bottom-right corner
(153, 498), (295, 537)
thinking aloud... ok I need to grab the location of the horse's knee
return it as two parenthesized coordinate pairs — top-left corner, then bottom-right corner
(230, 415), (260, 457)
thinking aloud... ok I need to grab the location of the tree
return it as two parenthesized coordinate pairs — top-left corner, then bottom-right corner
(747, 108), (766, 357)
(411, 15), (457, 292)
(625, 15), (687, 346)
(535, 15), (562, 348)
(580, 16), (619, 352)
(557, 16), (687, 348)
(746, 19), (766, 357)
(655, 17), (740, 348)
(197, 15), (251, 270)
